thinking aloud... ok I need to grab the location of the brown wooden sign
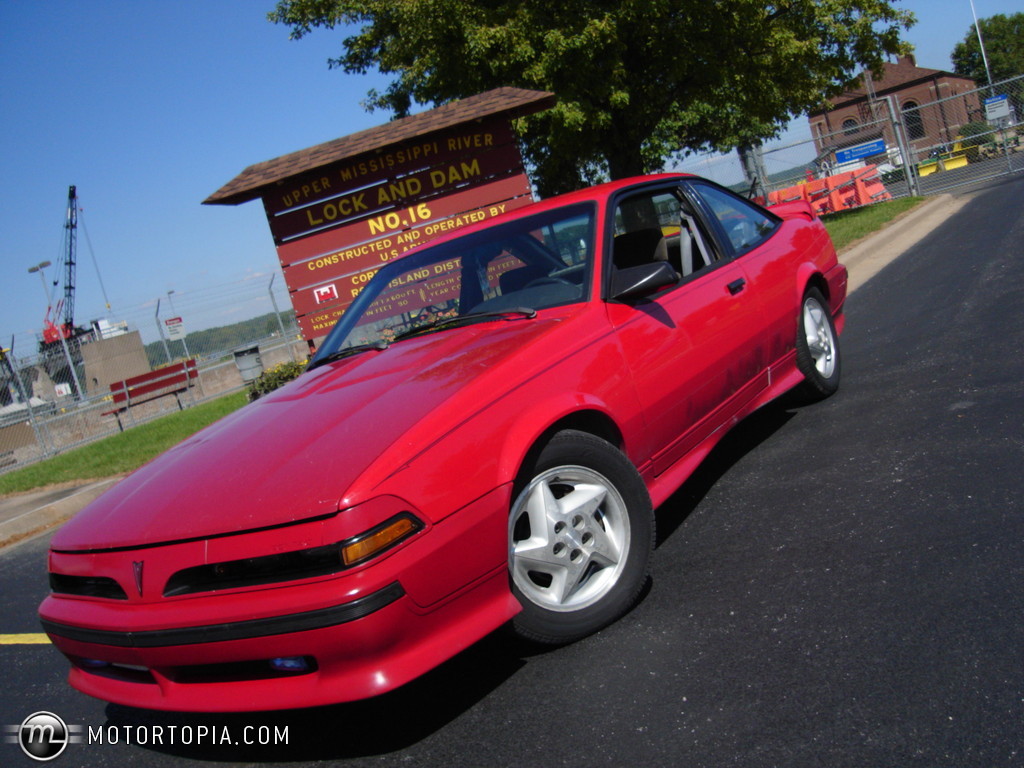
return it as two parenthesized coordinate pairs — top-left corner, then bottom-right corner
(282, 175), (532, 290)
(267, 143), (524, 244)
(292, 177), (533, 338)
(206, 88), (554, 346)
(258, 116), (538, 341)
(263, 123), (516, 214)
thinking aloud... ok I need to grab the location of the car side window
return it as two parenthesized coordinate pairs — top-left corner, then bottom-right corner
(689, 183), (779, 254)
(611, 190), (717, 280)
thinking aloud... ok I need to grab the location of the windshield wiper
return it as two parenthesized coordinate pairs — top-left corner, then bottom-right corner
(306, 339), (390, 372)
(390, 307), (537, 343)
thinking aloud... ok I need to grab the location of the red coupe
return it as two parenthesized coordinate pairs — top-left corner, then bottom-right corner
(40, 174), (846, 711)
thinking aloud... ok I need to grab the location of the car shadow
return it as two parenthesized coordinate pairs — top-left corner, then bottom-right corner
(654, 396), (801, 547)
(101, 396), (805, 763)
(103, 629), (528, 762)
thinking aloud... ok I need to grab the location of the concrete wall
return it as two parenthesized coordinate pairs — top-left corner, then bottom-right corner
(80, 331), (151, 395)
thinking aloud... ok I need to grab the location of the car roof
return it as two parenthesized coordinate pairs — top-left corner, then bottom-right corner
(527, 172), (694, 209)
(414, 172), (695, 253)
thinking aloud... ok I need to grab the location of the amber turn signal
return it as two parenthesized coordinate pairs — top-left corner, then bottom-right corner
(342, 515), (421, 566)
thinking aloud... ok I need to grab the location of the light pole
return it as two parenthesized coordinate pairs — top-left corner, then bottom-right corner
(27, 260), (84, 400)
(968, 0), (995, 92)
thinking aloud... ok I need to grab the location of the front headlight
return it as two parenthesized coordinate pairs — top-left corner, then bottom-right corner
(163, 512), (423, 597)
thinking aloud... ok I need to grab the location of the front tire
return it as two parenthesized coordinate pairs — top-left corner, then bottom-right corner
(508, 430), (654, 645)
(795, 287), (841, 400)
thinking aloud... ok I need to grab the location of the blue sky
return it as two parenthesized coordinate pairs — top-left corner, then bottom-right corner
(1, 0), (1019, 352)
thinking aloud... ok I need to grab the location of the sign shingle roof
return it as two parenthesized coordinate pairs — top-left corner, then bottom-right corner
(204, 87), (555, 206)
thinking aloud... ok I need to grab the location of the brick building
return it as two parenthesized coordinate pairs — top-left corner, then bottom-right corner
(808, 55), (981, 164)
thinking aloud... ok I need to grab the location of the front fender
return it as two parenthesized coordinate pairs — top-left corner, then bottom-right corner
(370, 331), (644, 525)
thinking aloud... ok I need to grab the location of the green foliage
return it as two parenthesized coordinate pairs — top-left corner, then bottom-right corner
(879, 166), (906, 185)
(957, 120), (993, 161)
(951, 13), (1024, 85)
(246, 359), (308, 401)
(145, 310), (295, 367)
(269, 0), (914, 196)
(0, 392), (249, 495)
(960, 120), (992, 140)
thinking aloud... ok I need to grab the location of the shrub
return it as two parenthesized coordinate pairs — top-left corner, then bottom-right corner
(958, 120), (990, 160)
(880, 166), (906, 185)
(247, 359), (308, 401)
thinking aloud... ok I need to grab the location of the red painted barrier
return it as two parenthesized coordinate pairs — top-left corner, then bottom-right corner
(768, 164), (892, 215)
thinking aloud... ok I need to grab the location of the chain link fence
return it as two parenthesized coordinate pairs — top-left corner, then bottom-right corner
(904, 73), (1024, 195)
(678, 73), (1024, 205)
(1, 275), (306, 474)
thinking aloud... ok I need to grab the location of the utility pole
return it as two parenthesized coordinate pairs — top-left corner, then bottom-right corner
(738, 143), (769, 200)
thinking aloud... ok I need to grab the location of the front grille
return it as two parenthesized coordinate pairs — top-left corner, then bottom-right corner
(163, 543), (345, 596)
(50, 573), (128, 600)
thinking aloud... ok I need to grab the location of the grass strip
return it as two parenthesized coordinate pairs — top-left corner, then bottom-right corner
(0, 392), (249, 496)
(822, 196), (926, 251)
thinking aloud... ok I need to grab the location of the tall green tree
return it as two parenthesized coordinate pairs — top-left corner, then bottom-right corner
(269, 0), (914, 196)
(951, 12), (1024, 86)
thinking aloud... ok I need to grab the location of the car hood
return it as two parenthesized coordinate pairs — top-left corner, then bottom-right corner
(52, 313), (576, 552)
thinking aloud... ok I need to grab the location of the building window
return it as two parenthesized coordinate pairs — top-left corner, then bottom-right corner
(902, 101), (925, 140)
(842, 118), (859, 136)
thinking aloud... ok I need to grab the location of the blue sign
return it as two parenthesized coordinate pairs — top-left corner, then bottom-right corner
(984, 95), (1010, 120)
(835, 139), (887, 164)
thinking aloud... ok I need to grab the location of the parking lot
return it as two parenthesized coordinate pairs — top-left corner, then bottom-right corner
(2, 176), (1022, 767)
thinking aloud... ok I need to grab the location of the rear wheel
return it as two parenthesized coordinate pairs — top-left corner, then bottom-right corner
(795, 287), (840, 400)
(508, 430), (653, 645)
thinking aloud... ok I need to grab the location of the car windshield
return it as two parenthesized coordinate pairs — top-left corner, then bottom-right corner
(312, 203), (595, 360)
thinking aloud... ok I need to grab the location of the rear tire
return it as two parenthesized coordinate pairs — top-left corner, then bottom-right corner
(508, 430), (653, 645)
(795, 287), (840, 400)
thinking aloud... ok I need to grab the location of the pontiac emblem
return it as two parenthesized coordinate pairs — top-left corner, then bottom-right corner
(132, 561), (144, 597)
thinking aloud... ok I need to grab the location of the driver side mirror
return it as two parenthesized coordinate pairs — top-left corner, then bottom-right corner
(609, 262), (680, 301)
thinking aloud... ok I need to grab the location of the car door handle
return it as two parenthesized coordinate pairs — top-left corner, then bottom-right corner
(727, 278), (746, 295)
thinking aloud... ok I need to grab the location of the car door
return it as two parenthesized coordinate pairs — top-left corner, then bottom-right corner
(605, 184), (769, 476)
(682, 180), (796, 372)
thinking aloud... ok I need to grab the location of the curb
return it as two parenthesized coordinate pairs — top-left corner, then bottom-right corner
(0, 478), (121, 550)
(840, 193), (968, 294)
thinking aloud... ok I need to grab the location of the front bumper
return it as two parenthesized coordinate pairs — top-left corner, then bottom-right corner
(39, 486), (519, 711)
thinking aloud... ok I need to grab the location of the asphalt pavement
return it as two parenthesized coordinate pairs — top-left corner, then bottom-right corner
(3, 175), (1022, 767)
(0, 191), (975, 551)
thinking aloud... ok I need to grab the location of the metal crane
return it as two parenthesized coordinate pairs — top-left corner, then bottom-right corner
(42, 185), (83, 344)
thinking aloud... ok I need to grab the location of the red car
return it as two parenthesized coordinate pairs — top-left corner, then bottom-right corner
(40, 174), (846, 711)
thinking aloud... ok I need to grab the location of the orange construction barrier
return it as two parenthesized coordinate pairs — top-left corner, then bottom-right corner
(769, 164), (892, 215)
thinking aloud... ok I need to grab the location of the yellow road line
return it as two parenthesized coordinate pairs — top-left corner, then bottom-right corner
(0, 634), (51, 644)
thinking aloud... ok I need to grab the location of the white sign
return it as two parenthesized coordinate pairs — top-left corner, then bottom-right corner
(164, 316), (185, 340)
(985, 95), (1010, 121)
